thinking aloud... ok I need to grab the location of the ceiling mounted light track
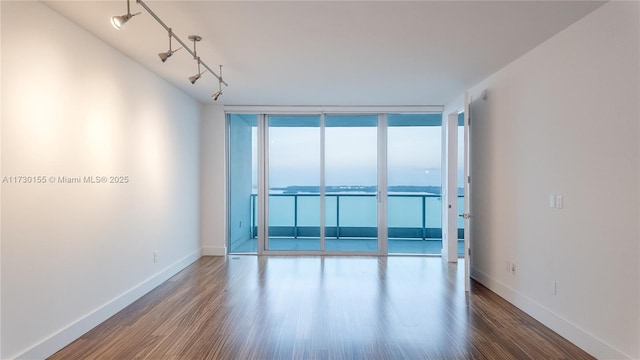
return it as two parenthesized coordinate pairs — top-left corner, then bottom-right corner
(158, 28), (182, 63)
(111, 0), (141, 30)
(111, 0), (228, 100)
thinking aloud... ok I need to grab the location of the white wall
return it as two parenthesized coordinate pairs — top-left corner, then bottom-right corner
(1, 2), (202, 358)
(200, 104), (227, 256)
(0, 2), (3, 358)
(456, 2), (639, 358)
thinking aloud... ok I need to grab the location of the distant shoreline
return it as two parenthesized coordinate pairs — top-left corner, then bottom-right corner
(264, 185), (464, 196)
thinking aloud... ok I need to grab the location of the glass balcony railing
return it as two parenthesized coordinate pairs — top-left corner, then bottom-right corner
(251, 193), (464, 240)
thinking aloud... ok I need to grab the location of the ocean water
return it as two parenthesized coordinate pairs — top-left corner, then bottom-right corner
(262, 193), (465, 229)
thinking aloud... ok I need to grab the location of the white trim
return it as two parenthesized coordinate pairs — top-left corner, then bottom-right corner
(13, 250), (202, 360)
(202, 246), (227, 256)
(463, 92), (471, 292)
(259, 114), (268, 253)
(471, 268), (632, 360)
(0, 2), (3, 355)
(442, 111), (459, 263)
(224, 105), (443, 115)
(320, 114), (326, 251)
(377, 114), (388, 255)
(223, 113), (230, 256)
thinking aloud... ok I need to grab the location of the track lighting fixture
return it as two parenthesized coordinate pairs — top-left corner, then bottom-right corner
(111, 0), (141, 30)
(158, 28), (182, 62)
(189, 58), (208, 84)
(188, 58), (207, 85)
(112, 0), (228, 100)
(212, 65), (223, 101)
(188, 36), (207, 84)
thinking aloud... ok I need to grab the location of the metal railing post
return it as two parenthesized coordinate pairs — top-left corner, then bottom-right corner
(336, 195), (340, 239)
(294, 195), (298, 238)
(251, 194), (256, 238)
(422, 195), (427, 240)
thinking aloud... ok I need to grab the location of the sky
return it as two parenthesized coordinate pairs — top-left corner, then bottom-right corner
(249, 122), (465, 189)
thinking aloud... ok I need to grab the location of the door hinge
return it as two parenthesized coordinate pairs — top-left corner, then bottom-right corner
(468, 247), (471, 256)
(467, 176), (471, 184)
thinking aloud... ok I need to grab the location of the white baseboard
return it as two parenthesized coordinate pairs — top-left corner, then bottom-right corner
(202, 246), (226, 256)
(471, 268), (632, 360)
(14, 250), (202, 360)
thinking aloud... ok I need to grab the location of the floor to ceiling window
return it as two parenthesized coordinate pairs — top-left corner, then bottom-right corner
(267, 116), (322, 251)
(324, 115), (379, 252)
(387, 114), (442, 254)
(228, 114), (258, 253)
(228, 110), (454, 255)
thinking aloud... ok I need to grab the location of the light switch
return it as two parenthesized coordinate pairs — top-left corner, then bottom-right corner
(556, 195), (563, 209)
(549, 195), (556, 208)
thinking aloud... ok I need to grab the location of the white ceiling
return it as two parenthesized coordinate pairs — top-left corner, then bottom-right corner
(43, 1), (605, 106)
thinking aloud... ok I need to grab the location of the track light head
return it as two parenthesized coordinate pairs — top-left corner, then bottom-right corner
(212, 90), (223, 101)
(188, 73), (201, 84)
(158, 48), (181, 63)
(111, 0), (140, 30)
(158, 51), (171, 62)
(111, 14), (131, 29)
(114, 12), (140, 29)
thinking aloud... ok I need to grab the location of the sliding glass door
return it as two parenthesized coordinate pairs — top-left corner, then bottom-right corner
(324, 115), (379, 252)
(228, 114), (258, 253)
(387, 114), (442, 254)
(267, 116), (321, 251)
(229, 111), (442, 255)
(265, 115), (379, 253)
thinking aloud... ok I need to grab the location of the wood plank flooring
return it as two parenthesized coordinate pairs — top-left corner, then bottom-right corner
(49, 256), (594, 360)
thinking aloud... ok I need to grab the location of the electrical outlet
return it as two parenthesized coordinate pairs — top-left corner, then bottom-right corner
(550, 281), (557, 295)
(510, 263), (517, 276)
(153, 251), (159, 263)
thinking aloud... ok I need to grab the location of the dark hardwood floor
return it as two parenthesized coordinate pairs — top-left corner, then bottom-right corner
(49, 256), (594, 360)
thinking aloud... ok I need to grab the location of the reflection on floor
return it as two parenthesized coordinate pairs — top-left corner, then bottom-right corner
(232, 238), (465, 255)
(50, 256), (594, 359)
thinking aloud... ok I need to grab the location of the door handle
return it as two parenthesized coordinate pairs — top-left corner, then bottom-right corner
(459, 213), (470, 219)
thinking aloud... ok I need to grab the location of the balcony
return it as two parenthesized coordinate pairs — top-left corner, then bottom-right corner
(234, 193), (464, 254)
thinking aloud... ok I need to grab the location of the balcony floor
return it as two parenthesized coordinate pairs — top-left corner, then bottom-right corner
(231, 238), (464, 255)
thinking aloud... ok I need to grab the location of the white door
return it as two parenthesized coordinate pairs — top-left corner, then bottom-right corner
(463, 92), (472, 292)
